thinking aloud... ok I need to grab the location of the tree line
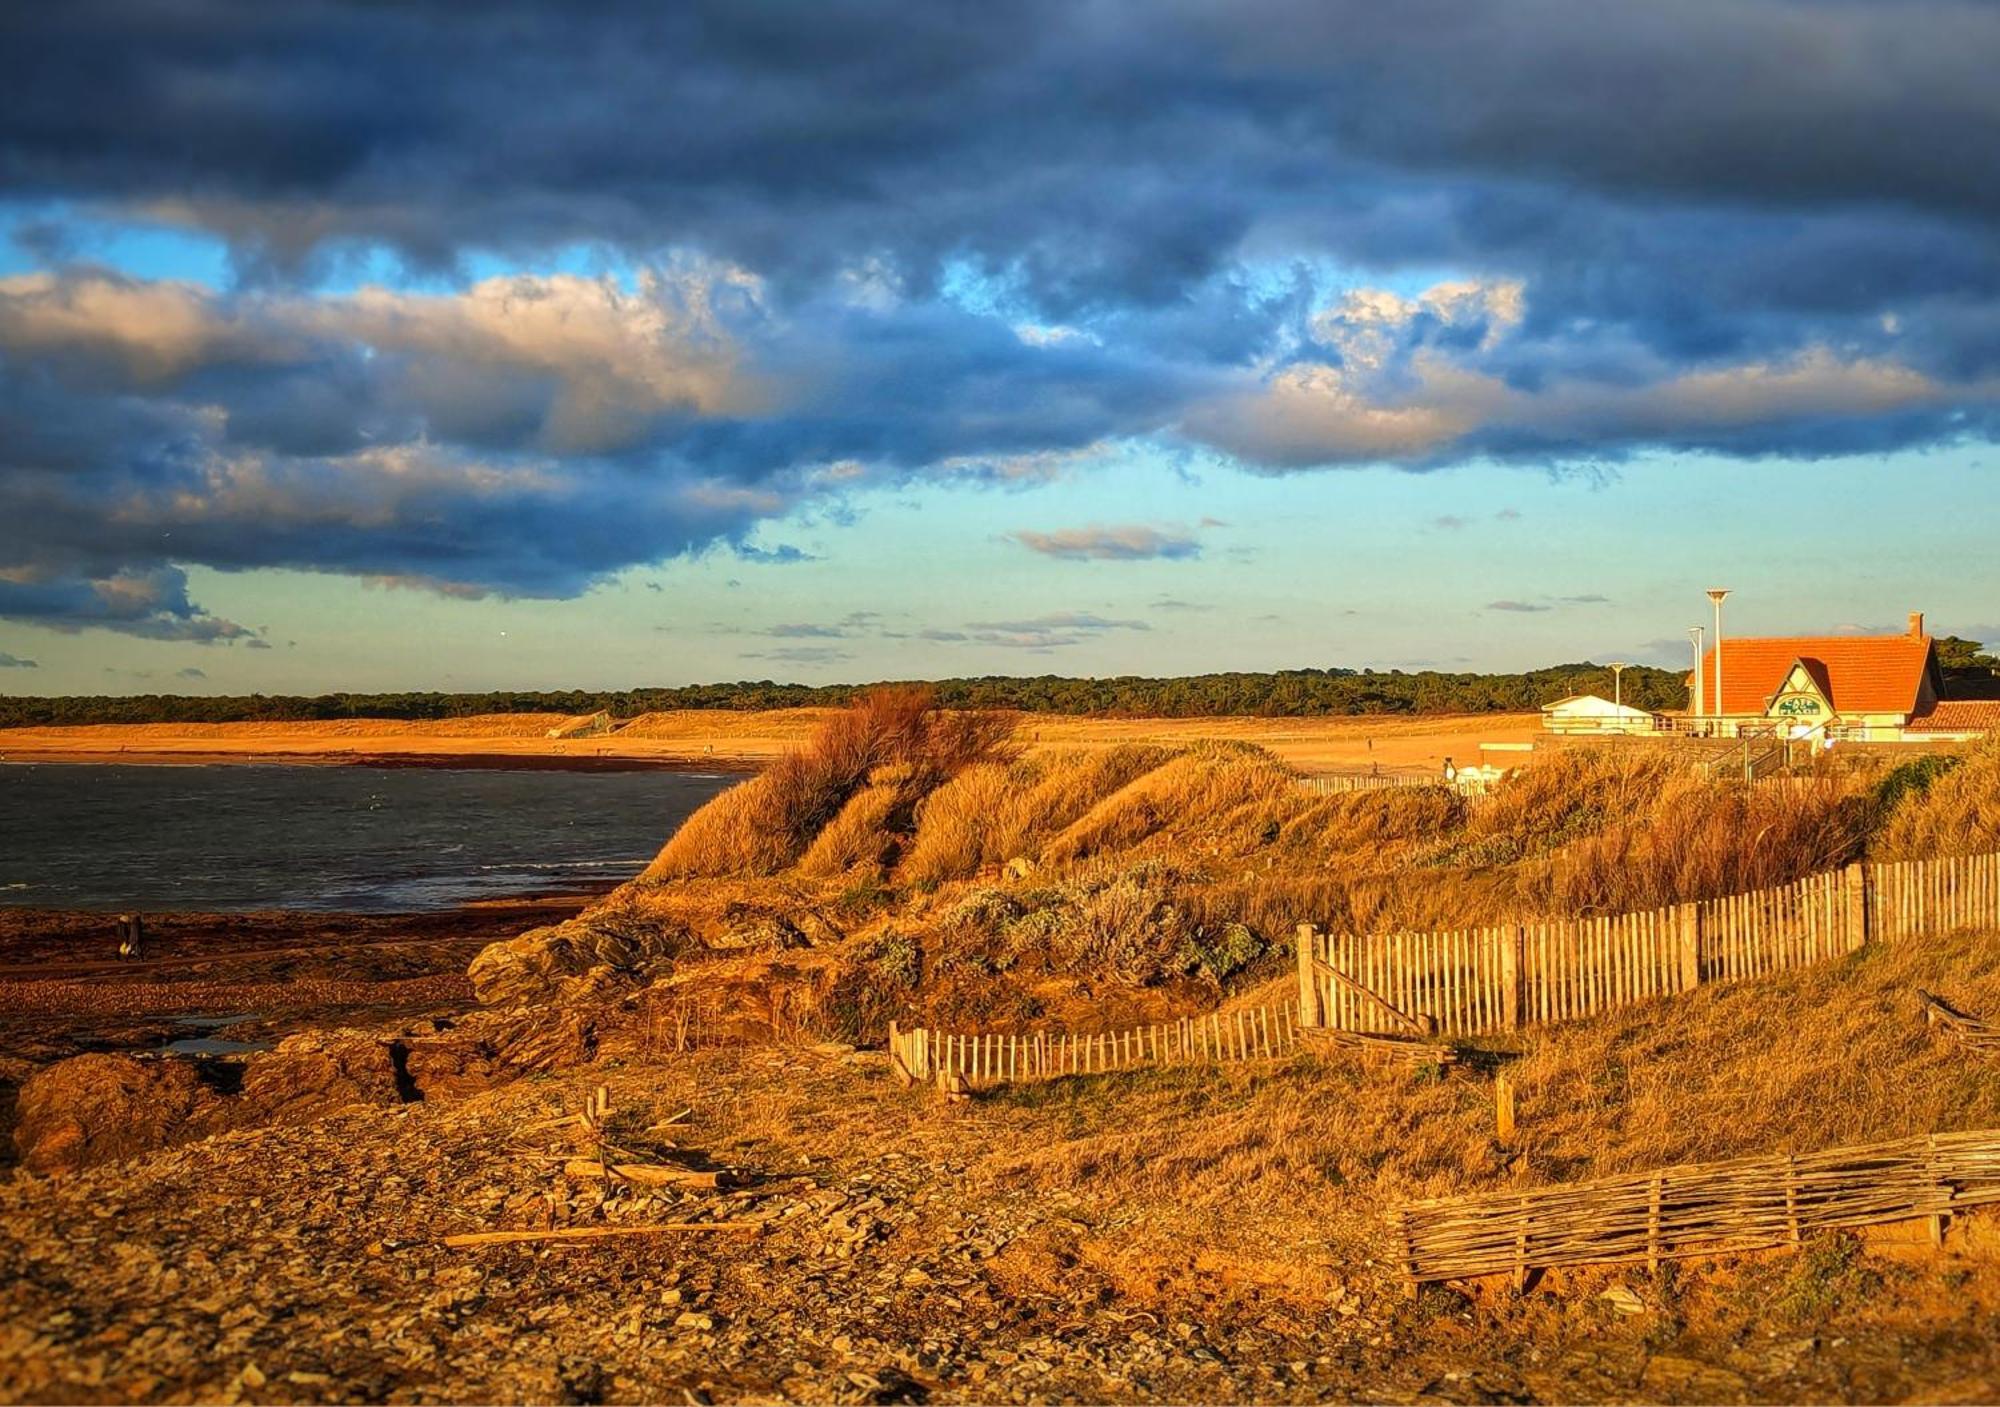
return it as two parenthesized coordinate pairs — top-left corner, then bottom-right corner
(0, 662), (1692, 727)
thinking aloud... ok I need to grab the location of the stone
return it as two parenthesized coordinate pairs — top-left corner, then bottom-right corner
(1598, 1283), (1647, 1315)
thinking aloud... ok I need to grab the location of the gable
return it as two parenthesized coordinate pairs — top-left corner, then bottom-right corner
(1767, 660), (1832, 718)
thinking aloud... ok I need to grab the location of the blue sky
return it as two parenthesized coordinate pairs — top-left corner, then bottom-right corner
(3, 3), (1999, 694)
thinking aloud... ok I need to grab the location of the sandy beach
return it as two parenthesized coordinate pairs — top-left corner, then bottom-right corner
(0, 708), (1542, 776)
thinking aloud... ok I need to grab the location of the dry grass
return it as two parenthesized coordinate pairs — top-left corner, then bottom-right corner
(984, 745), (1178, 863)
(794, 772), (908, 877)
(1038, 742), (1294, 866)
(975, 923), (2000, 1224)
(896, 761), (1015, 887)
(645, 688), (1017, 880)
(1875, 738), (1999, 858)
(529, 721), (1959, 1046)
(1532, 771), (1865, 914)
(1506, 923), (2000, 1182)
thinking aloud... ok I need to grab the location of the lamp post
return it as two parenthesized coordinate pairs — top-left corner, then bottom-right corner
(1610, 661), (1628, 710)
(1706, 588), (1731, 730)
(1687, 626), (1705, 723)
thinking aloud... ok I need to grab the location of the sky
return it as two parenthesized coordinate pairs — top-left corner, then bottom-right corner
(3, 1), (2000, 695)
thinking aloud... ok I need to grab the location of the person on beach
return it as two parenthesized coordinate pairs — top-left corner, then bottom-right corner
(116, 913), (145, 960)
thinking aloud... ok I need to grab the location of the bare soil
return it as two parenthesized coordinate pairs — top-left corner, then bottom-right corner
(2, 1047), (1997, 1404)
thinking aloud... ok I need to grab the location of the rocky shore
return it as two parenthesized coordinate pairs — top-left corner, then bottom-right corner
(0, 900), (593, 1173)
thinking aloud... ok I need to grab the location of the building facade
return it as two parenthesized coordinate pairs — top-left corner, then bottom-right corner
(1685, 612), (1954, 741)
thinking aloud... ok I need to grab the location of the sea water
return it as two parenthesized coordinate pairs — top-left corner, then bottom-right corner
(0, 763), (737, 912)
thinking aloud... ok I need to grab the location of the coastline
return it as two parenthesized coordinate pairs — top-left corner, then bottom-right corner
(0, 747), (760, 773)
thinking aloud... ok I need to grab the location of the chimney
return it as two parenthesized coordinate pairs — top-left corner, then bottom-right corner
(1909, 611), (1925, 640)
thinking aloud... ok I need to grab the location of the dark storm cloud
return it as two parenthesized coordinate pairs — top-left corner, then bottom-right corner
(4, 1), (2000, 631)
(5, 2), (1995, 286)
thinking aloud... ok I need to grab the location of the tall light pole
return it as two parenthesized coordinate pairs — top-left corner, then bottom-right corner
(1706, 588), (1731, 729)
(1610, 661), (1628, 711)
(1687, 626), (1705, 721)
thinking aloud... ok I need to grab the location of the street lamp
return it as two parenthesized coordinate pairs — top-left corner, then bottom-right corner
(1610, 661), (1628, 711)
(1706, 589), (1731, 728)
(1687, 626), (1705, 722)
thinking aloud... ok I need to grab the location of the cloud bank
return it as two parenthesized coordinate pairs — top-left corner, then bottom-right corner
(5, 1), (2000, 633)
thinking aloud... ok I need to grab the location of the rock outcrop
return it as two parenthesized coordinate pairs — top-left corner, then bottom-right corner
(18, 1031), (409, 1175)
(237, 1030), (407, 1123)
(15, 1054), (229, 1176)
(466, 915), (689, 1005)
(402, 1008), (600, 1100)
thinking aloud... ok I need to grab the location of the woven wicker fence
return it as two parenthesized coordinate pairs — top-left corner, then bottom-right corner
(889, 1000), (1301, 1090)
(1300, 850), (2000, 1037)
(1395, 1128), (2000, 1285)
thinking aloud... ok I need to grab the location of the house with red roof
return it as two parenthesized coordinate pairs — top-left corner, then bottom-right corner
(1684, 612), (1987, 741)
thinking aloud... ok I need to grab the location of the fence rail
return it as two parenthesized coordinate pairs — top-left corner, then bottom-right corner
(1396, 1129), (2000, 1284)
(890, 1000), (1300, 1090)
(1300, 850), (2000, 1037)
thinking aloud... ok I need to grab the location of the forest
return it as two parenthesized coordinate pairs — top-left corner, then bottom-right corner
(0, 662), (1691, 727)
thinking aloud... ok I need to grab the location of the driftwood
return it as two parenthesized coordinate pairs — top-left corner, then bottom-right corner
(561, 1158), (738, 1190)
(443, 1222), (761, 1248)
(1918, 990), (2000, 1057)
(1394, 1128), (2000, 1286)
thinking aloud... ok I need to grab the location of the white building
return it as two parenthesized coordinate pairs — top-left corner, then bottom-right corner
(1540, 694), (1663, 736)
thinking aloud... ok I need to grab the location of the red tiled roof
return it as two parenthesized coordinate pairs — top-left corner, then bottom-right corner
(1687, 633), (1934, 716)
(1907, 699), (2000, 734)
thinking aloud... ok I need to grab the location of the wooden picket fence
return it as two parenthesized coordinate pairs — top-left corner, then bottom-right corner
(888, 1000), (1301, 1091)
(1395, 1128), (2000, 1285)
(1297, 771), (1442, 796)
(1300, 850), (2000, 1037)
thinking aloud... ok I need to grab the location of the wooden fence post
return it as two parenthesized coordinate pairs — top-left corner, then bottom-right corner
(1503, 927), (1524, 1030)
(1677, 902), (1702, 992)
(1296, 923), (1322, 1027)
(1846, 862), (1869, 950)
(1495, 1073), (1517, 1144)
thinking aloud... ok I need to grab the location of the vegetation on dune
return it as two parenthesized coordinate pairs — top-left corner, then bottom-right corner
(643, 686), (1018, 881)
(477, 690), (1987, 1044)
(0, 659), (1689, 727)
(1872, 734), (2000, 859)
(1467, 750), (1868, 914)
